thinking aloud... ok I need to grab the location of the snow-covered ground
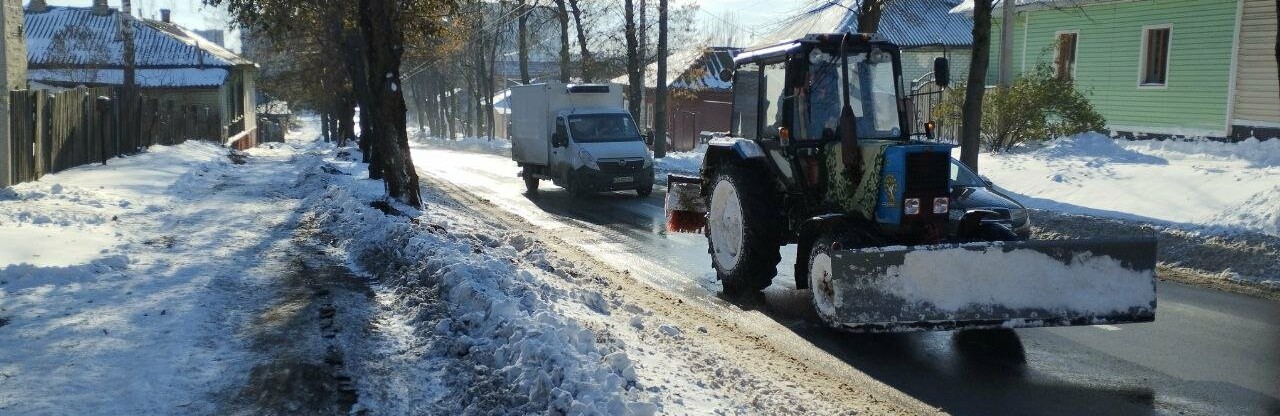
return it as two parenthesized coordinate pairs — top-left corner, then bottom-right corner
(5, 119), (865, 414)
(977, 133), (1280, 237)
(0, 127), (320, 413)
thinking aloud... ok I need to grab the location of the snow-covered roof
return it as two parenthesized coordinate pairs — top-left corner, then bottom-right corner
(29, 68), (230, 89)
(752, 0), (972, 49)
(949, 0), (1105, 14)
(25, 5), (253, 88)
(609, 47), (741, 91)
(492, 89), (512, 115)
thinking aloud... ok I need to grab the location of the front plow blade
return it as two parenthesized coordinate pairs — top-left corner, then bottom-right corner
(809, 237), (1157, 332)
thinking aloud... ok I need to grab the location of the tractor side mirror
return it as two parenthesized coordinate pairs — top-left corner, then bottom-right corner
(719, 68), (734, 83)
(934, 57), (951, 88)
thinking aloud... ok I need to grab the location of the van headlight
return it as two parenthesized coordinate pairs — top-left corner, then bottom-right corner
(1010, 208), (1029, 224)
(643, 152), (654, 168)
(578, 148), (599, 170)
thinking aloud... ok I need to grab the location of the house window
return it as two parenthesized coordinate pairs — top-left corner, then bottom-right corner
(1140, 26), (1171, 86)
(1054, 32), (1077, 81)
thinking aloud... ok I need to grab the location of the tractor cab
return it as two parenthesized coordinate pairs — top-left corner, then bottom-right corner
(724, 33), (956, 242)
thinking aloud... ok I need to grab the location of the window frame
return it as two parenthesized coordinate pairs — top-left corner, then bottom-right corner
(1053, 30), (1079, 81)
(1137, 24), (1173, 89)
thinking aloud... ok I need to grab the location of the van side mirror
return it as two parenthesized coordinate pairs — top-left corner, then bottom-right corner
(552, 132), (567, 147)
(934, 57), (951, 88)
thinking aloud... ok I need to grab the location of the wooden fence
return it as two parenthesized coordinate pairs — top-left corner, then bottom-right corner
(7, 87), (222, 185)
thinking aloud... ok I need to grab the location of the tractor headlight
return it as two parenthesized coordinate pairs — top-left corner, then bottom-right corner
(578, 148), (599, 170)
(933, 197), (949, 214)
(904, 198), (921, 215)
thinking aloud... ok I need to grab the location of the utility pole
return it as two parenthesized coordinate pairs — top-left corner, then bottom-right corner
(998, 0), (1014, 86)
(653, 0), (667, 158)
(121, 0), (137, 146)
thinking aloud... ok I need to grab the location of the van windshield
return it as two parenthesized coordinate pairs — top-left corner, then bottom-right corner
(567, 114), (642, 143)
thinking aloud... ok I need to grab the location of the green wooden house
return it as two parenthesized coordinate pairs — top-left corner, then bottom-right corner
(957, 0), (1279, 139)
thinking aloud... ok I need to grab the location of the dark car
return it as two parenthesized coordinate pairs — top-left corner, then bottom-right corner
(947, 158), (1032, 240)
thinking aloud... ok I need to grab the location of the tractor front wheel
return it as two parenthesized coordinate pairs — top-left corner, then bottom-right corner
(706, 163), (781, 295)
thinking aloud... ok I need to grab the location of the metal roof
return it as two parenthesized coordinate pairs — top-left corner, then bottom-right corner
(750, 0), (972, 50)
(26, 5), (253, 70)
(609, 46), (742, 90)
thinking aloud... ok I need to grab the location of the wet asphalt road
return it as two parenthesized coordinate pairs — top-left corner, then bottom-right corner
(414, 147), (1280, 416)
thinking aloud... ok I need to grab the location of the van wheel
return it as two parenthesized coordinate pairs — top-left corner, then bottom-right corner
(524, 175), (539, 194)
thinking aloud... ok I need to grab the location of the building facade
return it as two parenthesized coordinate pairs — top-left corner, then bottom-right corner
(978, 0), (1279, 139)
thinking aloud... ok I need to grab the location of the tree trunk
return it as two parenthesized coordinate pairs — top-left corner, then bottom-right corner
(638, 0), (647, 126)
(856, 0), (883, 33)
(567, 0), (593, 82)
(359, 0), (422, 207)
(653, 0), (668, 158)
(321, 112), (332, 142)
(518, 0), (531, 84)
(999, 0), (1015, 86)
(554, 0), (571, 82)
(624, 0), (643, 122)
(487, 26), (500, 140)
(339, 96), (355, 145)
(961, 0), (993, 173)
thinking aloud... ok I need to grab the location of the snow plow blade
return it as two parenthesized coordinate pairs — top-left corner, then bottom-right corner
(809, 237), (1157, 332)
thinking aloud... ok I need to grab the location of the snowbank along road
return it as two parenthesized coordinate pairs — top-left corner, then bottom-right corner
(410, 138), (1280, 416)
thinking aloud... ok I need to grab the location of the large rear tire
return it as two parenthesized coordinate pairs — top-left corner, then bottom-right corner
(706, 163), (782, 295)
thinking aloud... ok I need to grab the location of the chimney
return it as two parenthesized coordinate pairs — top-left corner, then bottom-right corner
(160, 9), (171, 23)
(92, 0), (110, 16)
(28, 0), (47, 12)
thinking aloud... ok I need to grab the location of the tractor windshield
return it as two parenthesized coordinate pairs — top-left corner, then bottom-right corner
(805, 49), (902, 141)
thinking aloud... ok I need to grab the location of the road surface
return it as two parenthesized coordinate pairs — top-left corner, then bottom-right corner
(412, 145), (1280, 415)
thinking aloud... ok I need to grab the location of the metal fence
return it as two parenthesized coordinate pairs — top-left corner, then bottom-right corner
(908, 74), (959, 144)
(7, 87), (222, 185)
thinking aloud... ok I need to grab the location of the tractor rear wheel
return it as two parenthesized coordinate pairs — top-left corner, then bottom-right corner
(706, 163), (782, 295)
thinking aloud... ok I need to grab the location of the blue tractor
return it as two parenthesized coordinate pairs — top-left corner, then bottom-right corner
(665, 34), (1158, 332)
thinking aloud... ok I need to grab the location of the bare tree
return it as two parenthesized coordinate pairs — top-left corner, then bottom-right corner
(856, 0), (884, 33)
(961, 0), (993, 172)
(359, 0), (423, 206)
(517, 0), (530, 83)
(567, 0), (593, 82)
(624, 0), (642, 121)
(44, 26), (111, 85)
(554, 0), (571, 82)
(653, 0), (668, 158)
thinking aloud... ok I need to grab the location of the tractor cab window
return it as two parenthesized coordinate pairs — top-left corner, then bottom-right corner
(761, 62), (788, 140)
(806, 49), (902, 141)
(731, 66), (761, 138)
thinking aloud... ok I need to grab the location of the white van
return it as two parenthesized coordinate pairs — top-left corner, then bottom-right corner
(510, 83), (654, 196)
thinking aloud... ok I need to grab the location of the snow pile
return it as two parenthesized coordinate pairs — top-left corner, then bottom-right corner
(412, 133), (512, 156)
(1029, 132), (1167, 166)
(1121, 137), (1280, 168)
(656, 145), (706, 177)
(882, 245), (1154, 315)
(1207, 186), (1280, 237)
(980, 134), (1280, 236)
(293, 152), (655, 414)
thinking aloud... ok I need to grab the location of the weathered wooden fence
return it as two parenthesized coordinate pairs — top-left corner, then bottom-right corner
(7, 87), (222, 185)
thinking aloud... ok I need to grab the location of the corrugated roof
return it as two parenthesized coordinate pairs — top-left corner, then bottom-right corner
(26, 6), (252, 69)
(609, 46), (741, 90)
(751, 0), (972, 49)
(28, 68), (229, 88)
